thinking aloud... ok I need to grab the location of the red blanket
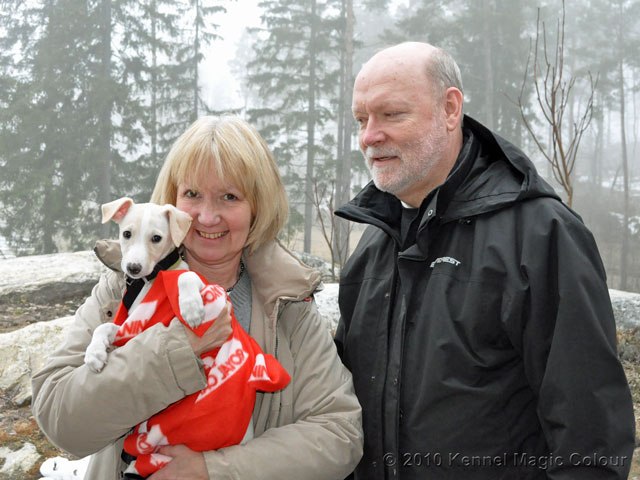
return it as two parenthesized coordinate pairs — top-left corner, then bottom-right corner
(112, 270), (291, 478)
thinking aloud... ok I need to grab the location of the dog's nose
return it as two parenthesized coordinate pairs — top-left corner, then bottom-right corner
(127, 263), (142, 276)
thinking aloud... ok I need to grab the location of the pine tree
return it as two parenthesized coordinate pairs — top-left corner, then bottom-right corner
(247, 0), (342, 253)
(117, 0), (226, 199)
(0, 0), (100, 253)
(385, 0), (534, 144)
(0, 0), (231, 254)
(571, 0), (640, 289)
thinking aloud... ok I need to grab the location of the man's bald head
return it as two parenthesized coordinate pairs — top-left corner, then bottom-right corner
(359, 42), (463, 102)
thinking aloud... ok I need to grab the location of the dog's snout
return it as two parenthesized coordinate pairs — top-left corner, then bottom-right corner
(127, 263), (142, 276)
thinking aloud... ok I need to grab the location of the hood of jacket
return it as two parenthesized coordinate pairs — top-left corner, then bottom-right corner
(93, 238), (322, 320)
(335, 115), (560, 234)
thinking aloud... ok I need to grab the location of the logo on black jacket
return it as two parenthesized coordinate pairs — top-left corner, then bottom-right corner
(430, 256), (461, 268)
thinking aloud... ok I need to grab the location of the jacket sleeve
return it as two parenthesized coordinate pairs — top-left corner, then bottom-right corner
(31, 270), (207, 457)
(202, 299), (364, 480)
(507, 203), (635, 480)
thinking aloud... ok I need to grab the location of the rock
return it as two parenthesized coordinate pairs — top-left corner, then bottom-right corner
(292, 251), (340, 282)
(0, 251), (106, 305)
(0, 247), (638, 411)
(1, 284), (639, 409)
(315, 283), (340, 333)
(0, 442), (41, 477)
(611, 289), (640, 329)
(0, 317), (73, 406)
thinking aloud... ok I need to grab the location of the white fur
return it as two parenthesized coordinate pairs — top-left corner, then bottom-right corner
(178, 271), (206, 328)
(39, 456), (89, 480)
(84, 198), (204, 373)
(84, 323), (120, 372)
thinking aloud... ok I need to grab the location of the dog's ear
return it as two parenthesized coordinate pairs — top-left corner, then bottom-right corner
(164, 205), (193, 246)
(101, 197), (134, 224)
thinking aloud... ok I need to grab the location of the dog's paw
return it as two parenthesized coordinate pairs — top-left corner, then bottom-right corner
(84, 347), (107, 373)
(84, 323), (119, 373)
(178, 272), (205, 329)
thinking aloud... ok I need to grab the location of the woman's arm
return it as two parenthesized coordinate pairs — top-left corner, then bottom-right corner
(31, 270), (207, 457)
(201, 299), (363, 480)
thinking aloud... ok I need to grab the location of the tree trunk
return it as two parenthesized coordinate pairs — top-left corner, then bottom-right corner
(99, 0), (112, 238)
(151, 0), (158, 168)
(619, 47), (629, 290)
(333, 4), (345, 270)
(335, 0), (354, 266)
(595, 90), (604, 188)
(482, 0), (494, 129)
(303, 0), (317, 254)
(193, 0), (200, 121)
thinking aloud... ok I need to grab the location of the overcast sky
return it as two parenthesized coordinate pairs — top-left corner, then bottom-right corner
(201, 0), (261, 111)
(199, 0), (411, 112)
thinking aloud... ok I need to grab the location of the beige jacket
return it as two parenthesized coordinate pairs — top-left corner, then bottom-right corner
(32, 240), (363, 479)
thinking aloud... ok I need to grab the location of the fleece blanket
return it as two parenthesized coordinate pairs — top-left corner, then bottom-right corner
(111, 270), (291, 478)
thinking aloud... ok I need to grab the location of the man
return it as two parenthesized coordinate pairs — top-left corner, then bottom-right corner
(335, 42), (634, 480)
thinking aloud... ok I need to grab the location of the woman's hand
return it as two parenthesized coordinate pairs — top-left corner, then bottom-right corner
(184, 301), (233, 356)
(147, 445), (208, 479)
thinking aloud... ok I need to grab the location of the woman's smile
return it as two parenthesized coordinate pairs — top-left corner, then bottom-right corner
(197, 230), (228, 240)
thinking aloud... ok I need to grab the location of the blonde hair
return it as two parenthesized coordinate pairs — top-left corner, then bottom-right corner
(151, 116), (289, 253)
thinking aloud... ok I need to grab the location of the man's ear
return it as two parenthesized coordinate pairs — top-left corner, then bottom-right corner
(164, 205), (193, 247)
(101, 197), (134, 224)
(443, 87), (463, 132)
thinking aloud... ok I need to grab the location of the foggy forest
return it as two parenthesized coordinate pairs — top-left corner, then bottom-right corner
(0, 0), (639, 292)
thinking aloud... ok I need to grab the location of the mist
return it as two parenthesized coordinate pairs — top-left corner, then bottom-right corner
(0, 0), (638, 291)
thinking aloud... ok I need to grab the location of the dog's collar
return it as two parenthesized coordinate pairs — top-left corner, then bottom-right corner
(146, 247), (182, 282)
(123, 248), (181, 311)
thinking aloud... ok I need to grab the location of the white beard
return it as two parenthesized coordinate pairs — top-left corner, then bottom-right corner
(365, 119), (448, 196)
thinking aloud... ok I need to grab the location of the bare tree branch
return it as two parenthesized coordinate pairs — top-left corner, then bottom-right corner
(510, 0), (596, 207)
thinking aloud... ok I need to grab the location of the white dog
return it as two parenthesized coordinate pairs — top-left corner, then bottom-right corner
(84, 197), (206, 373)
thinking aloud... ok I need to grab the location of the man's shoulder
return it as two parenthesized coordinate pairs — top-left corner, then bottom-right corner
(500, 197), (602, 260)
(513, 195), (585, 228)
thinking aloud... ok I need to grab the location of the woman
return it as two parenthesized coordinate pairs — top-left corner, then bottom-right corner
(32, 116), (363, 479)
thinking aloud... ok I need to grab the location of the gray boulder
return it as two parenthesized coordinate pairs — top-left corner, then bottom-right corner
(315, 283), (340, 333)
(0, 442), (41, 478)
(610, 289), (640, 330)
(0, 251), (106, 305)
(0, 316), (73, 406)
(292, 250), (340, 282)
(1, 246), (639, 410)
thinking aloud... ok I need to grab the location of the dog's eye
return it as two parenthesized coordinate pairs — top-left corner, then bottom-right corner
(151, 235), (162, 243)
(122, 231), (132, 240)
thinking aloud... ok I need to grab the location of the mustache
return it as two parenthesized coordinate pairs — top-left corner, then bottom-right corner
(365, 147), (400, 161)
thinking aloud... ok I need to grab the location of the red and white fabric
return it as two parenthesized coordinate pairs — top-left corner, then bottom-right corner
(111, 270), (290, 478)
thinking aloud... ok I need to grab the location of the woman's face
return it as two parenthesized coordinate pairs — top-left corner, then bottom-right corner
(176, 175), (252, 268)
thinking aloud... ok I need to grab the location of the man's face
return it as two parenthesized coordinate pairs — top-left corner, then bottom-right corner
(352, 63), (448, 204)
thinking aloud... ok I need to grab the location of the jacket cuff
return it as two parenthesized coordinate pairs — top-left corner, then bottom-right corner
(204, 448), (240, 480)
(163, 318), (207, 395)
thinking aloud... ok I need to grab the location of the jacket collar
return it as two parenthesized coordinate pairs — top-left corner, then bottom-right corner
(244, 239), (322, 319)
(335, 114), (559, 232)
(93, 238), (322, 320)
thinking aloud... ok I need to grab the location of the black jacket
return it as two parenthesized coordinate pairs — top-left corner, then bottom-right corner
(335, 116), (635, 480)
